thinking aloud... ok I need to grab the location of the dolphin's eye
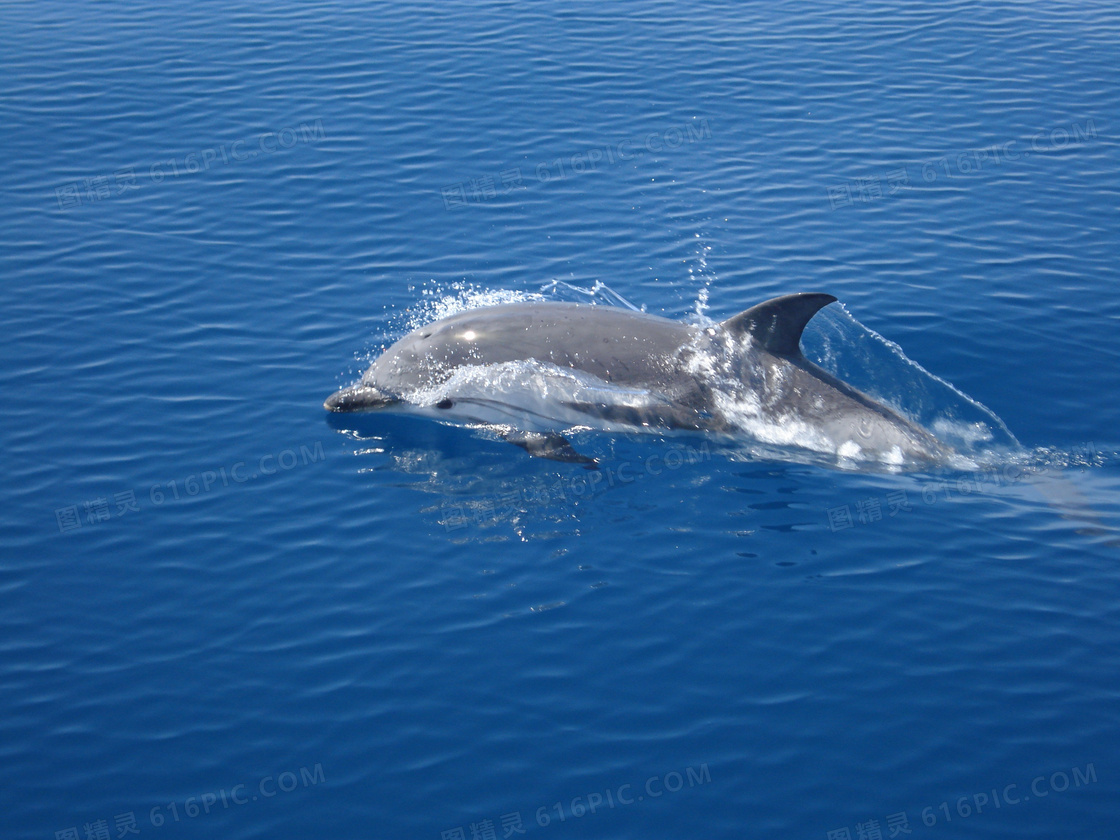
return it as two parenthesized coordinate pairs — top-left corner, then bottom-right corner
(436, 398), (454, 409)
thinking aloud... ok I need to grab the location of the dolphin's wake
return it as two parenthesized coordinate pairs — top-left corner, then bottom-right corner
(327, 282), (1018, 472)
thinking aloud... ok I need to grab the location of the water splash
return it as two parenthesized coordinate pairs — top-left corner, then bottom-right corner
(359, 281), (548, 367)
(686, 232), (715, 325)
(800, 303), (1020, 456)
(406, 281), (543, 330)
(538, 278), (643, 311)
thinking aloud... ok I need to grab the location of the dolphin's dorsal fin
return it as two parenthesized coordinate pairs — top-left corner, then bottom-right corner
(720, 293), (837, 358)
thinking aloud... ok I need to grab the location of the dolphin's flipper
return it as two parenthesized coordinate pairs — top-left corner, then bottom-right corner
(721, 293), (837, 358)
(503, 430), (599, 468)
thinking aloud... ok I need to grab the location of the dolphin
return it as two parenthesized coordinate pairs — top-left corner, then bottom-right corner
(324, 293), (949, 466)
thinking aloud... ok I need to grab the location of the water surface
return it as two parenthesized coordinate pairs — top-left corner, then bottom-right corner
(2, 1), (1118, 838)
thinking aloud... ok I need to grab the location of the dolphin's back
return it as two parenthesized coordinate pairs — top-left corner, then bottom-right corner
(368, 302), (700, 393)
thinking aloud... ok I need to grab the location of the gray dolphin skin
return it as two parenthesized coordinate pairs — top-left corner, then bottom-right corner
(325, 293), (949, 465)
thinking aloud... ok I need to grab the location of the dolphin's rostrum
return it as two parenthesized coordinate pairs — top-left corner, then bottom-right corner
(325, 293), (948, 465)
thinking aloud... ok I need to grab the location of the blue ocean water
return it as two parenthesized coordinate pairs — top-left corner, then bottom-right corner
(2, 1), (1119, 838)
